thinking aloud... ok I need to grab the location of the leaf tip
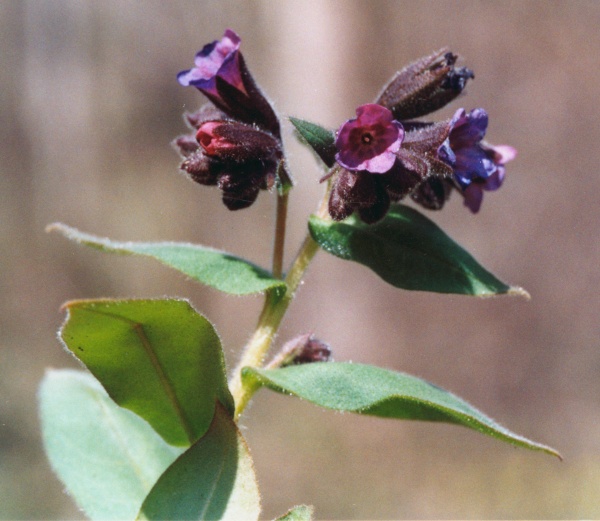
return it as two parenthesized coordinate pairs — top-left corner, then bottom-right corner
(46, 222), (69, 235)
(507, 285), (531, 300)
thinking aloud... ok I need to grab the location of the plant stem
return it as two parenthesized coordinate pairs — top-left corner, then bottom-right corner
(272, 192), (288, 279)
(230, 180), (333, 419)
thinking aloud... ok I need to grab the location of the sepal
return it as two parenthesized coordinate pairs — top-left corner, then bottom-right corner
(376, 48), (474, 120)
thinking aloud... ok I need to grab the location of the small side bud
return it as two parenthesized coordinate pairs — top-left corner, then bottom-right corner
(375, 48), (474, 121)
(266, 333), (333, 369)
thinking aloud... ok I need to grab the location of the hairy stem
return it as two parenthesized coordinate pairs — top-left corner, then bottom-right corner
(230, 179), (333, 419)
(272, 192), (288, 279)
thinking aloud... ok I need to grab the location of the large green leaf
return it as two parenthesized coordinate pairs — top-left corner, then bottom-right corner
(48, 223), (286, 296)
(39, 369), (184, 520)
(60, 298), (234, 446)
(243, 363), (560, 458)
(138, 403), (261, 521)
(289, 117), (336, 168)
(309, 205), (528, 296)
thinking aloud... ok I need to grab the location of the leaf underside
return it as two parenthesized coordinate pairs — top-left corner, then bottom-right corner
(39, 370), (184, 520)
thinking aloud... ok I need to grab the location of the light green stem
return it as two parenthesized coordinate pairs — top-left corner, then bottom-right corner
(230, 181), (331, 420)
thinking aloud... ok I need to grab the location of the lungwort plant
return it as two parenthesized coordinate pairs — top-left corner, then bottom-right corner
(40, 29), (560, 520)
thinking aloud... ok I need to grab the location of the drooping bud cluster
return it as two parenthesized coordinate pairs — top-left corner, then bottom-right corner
(328, 48), (515, 223)
(174, 30), (288, 210)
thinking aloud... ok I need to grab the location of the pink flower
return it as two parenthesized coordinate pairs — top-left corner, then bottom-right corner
(335, 104), (404, 173)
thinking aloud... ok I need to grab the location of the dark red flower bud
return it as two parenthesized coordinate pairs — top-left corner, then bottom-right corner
(196, 120), (280, 163)
(266, 333), (332, 369)
(180, 152), (220, 186)
(376, 48), (474, 121)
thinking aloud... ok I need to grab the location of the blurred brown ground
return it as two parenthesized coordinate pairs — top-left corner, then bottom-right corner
(1, 1), (599, 518)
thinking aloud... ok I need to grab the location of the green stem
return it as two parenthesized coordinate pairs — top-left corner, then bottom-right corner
(272, 192), (288, 279)
(230, 181), (332, 420)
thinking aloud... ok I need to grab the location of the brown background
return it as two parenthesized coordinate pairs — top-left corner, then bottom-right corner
(1, 1), (599, 518)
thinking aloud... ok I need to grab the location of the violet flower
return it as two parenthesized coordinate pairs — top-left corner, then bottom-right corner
(177, 29), (280, 136)
(443, 108), (516, 213)
(177, 29), (245, 97)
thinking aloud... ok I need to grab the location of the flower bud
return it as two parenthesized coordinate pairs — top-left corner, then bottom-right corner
(266, 333), (332, 369)
(196, 120), (281, 163)
(376, 49), (474, 121)
(180, 152), (220, 186)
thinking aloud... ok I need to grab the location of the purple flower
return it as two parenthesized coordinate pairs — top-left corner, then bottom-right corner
(177, 29), (245, 97)
(177, 30), (280, 136)
(442, 108), (516, 212)
(328, 104), (454, 223)
(335, 104), (404, 173)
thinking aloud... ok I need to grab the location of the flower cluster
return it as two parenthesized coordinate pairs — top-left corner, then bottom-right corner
(328, 49), (515, 223)
(174, 34), (514, 221)
(174, 29), (287, 210)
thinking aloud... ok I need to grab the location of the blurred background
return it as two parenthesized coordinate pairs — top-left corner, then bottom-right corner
(1, 0), (599, 518)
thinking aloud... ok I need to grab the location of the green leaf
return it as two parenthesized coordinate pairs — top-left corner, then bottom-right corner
(60, 298), (234, 446)
(48, 223), (286, 296)
(289, 117), (336, 168)
(309, 205), (528, 297)
(39, 369), (184, 520)
(274, 505), (314, 521)
(138, 403), (261, 521)
(243, 363), (561, 458)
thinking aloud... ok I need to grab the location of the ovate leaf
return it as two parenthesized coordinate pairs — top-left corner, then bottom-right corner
(289, 117), (336, 168)
(48, 223), (286, 296)
(309, 205), (527, 296)
(243, 363), (560, 458)
(39, 370), (183, 520)
(60, 298), (233, 446)
(274, 505), (314, 521)
(138, 403), (261, 521)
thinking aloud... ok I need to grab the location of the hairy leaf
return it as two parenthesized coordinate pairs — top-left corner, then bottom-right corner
(60, 298), (233, 446)
(289, 117), (336, 168)
(48, 223), (286, 296)
(243, 363), (560, 458)
(309, 205), (528, 296)
(138, 403), (261, 521)
(39, 370), (183, 520)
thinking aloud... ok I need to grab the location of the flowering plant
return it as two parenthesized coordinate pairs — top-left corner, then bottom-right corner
(40, 30), (558, 520)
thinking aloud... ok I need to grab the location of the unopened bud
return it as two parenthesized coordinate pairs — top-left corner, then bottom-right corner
(197, 120), (281, 163)
(266, 333), (332, 369)
(376, 48), (474, 121)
